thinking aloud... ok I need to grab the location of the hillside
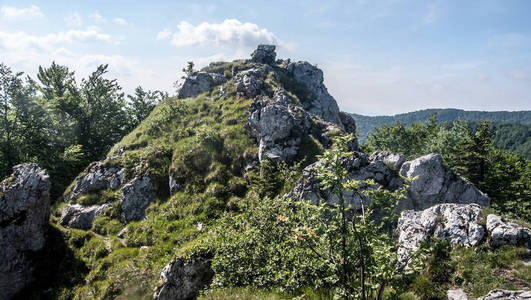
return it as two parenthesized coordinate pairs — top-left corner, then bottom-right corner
(3, 46), (530, 300)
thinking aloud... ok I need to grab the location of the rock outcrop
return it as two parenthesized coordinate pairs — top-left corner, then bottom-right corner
(153, 258), (214, 300)
(399, 153), (490, 210)
(477, 289), (531, 300)
(178, 72), (226, 99)
(487, 214), (531, 248)
(250, 44), (276, 64)
(120, 176), (155, 222)
(286, 61), (343, 127)
(397, 203), (485, 263)
(235, 68), (264, 98)
(68, 161), (124, 201)
(288, 151), (403, 210)
(0, 163), (51, 300)
(60, 203), (110, 230)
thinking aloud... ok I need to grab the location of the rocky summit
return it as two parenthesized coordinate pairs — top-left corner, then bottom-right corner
(0, 163), (51, 299)
(4, 45), (528, 299)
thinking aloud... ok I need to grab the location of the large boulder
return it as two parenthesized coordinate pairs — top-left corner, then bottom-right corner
(153, 258), (214, 300)
(397, 203), (485, 264)
(477, 289), (531, 300)
(246, 89), (313, 162)
(178, 72), (226, 99)
(286, 61), (343, 127)
(0, 163), (51, 299)
(250, 44), (276, 64)
(399, 153), (490, 210)
(288, 151), (403, 210)
(487, 214), (531, 248)
(68, 161), (124, 201)
(60, 203), (110, 230)
(120, 176), (155, 222)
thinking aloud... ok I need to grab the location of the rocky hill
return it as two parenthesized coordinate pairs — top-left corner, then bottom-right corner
(3, 45), (530, 299)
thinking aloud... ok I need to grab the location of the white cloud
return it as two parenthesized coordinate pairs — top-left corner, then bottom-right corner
(89, 11), (106, 24)
(0, 27), (114, 52)
(113, 18), (128, 25)
(1, 5), (44, 19)
(422, 2), (441, 25)
(441, 61), (483, 70)
(161, 19), (277, 47)
(156, 28), (172, 40)
(510, 70), (530, 81)
(65, 13), (82, 27)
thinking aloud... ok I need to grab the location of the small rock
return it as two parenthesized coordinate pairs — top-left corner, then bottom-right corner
(235, 68), (263, 98)
(487, 214), (531, 248)
(153, 258), (214, 300)
(68, 161), (124, 200)
(448, 288), (468, 300)
(177, 72), (226, 99)
(477, 289), (531, 300)
(370, 151), (405, 172)
(60, 203), (110, 230)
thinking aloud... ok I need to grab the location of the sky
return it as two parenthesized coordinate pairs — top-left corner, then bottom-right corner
(1, 0), (530, 115)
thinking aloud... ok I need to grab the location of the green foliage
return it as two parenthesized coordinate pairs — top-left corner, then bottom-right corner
(211, 135), (412, 299)
(411, 240), (453, 300)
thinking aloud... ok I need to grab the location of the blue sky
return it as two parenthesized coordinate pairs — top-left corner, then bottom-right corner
(1, 0), (530, 115)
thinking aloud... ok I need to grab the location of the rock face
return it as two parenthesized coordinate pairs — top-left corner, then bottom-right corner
(399, 153), (490, 210)
(250, 44), (276, 64)
(288, 151), (403, 210)
(287, 61), (343, 127)
(120, 176), (155, 222)
(477, 289), (531, 300)
(447, 289), (468, 300)
(246, 89), (313, 162)
(153, 258), (214, 300)
(235, 68), (263, 98)
(487, 214), (531, 248)
(68, 161), (124, 201)
(178, 72), (226, 99)
(0, 163), (51, 300)
(60, 203), (110, 230)
(397, 203), (485, 263)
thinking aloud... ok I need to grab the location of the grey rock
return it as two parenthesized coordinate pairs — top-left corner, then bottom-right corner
(169, 175), (183, 195)
(477, 289), (531, 300)
(288, 152), (402, 210)
(0, 163), (51, 300)
(339, 111), (357, 134)
(177, 72), (226, 99)
(120, 176), (155, 222)
(399, 153), (490, 210)
(68, 161), (124, 200)
(397, 203), (485, 264)
(235, 68), (263, 98)
(287, 61), (343, 127)
(60, 203), (110, 230)
(250, 44), (276, 64)
(487, 214), (531, 248)
(370, 151), (406, 172)
(153, 258), (214, 300)
(448, 289), (468, 300)
(246, 89), (313, 162)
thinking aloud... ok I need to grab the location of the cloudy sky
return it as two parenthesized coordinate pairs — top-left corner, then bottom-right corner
(1, 0), (530, 115)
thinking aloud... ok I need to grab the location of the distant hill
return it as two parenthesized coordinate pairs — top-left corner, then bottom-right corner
(351, 108), (531, 159)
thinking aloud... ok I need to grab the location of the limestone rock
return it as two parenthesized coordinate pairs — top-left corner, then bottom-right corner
(177, 72), (226, 99)
(0, 163), (51, 300)
(288, 152), (402, 210)
(153, 258), (214, 300)
(399, 153), (490, 210)
(250, 44), (276, 64)
(448, 289), (468, 300)
(120, 176), (155, 222)
(235, 68), (263, 98)
(487, 214), (531, 248)
(339, 111), (357, 134)
(477, 289), (531, 300)
(68, 161), (124, 200)
(246, 89), (313, 162)
(287, 61), (343, 127)
(60, 203), (110, 230)
(397, 203), (485, 263)
(370, 151), (406, 172)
